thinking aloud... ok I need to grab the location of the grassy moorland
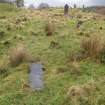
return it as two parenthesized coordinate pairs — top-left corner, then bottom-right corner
(0, 3), (105, 105)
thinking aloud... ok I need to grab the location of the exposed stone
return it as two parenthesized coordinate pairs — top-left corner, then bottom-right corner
(64, 4), (69, 16)
(29, 63), (44, 91)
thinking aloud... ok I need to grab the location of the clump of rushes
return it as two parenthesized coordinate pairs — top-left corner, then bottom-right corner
(69, 35), (105, 63)
(81, 35), (105, 64)
(81, 35), (104, 59)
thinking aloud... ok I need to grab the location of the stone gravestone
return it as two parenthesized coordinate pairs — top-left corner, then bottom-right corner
(64, 4), (69, 16)
(82, 5), (85, 12)
(29, 63), (44, 91)
(74, 4), (77, 8)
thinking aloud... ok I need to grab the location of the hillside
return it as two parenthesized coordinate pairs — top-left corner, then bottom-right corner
(0, 4), (105, 105)
(86, 6), (105, 15)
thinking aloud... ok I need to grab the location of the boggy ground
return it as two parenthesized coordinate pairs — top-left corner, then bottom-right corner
(0, 4), (105, 105)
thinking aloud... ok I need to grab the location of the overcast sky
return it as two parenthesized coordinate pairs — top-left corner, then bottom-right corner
(24, 0), (105, 7)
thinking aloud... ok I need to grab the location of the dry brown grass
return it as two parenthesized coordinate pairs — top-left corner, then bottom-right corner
(69, 35), (105, 63)
(9, 44), (26, 67)
(67, 81), (97, 101)
(67, 85), (86, 100)
(69, 52), (85, 62)
(83, 81), (97, 94)
(65, 77), (105, 105)
(0, 59), (8, 75)
(81, 35), (104, 59)
(70, 61), (81, 75)
(45, 21), (54, 36)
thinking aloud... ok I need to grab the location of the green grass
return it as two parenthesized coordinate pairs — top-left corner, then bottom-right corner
(0, 4), (105, 105)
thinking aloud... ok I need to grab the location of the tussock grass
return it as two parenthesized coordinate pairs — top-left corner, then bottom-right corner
(9, 44), (26, 67)
(66, 80), (101, 105)
(67, 85), (85, 99)
(45, 21), (55, 36)
(80, 35), (105, 63)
